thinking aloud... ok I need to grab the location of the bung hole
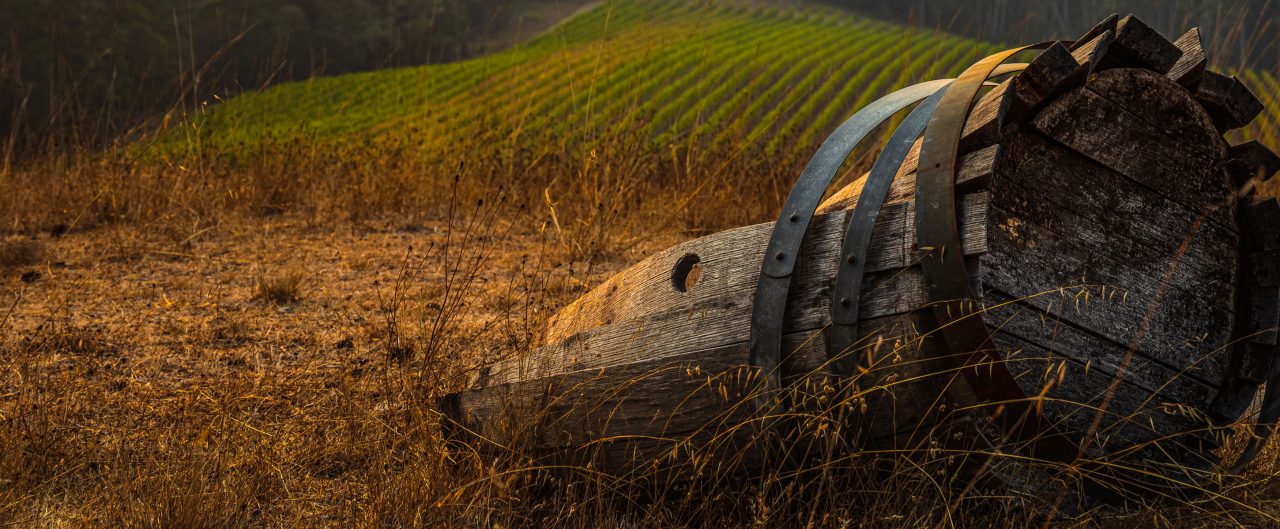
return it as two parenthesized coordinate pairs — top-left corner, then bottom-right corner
(672, 253), (702, 293)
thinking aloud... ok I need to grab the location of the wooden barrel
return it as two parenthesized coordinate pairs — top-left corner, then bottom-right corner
(441, 15), (1280, 499)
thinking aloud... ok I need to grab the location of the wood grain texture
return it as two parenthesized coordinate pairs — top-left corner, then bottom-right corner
(959, 79), (1014, 154)
(981, 65), (1239, 475)
(482, 193), (989, 391)
(991, 309), (1222, 466)
(991, 127), (1235, 283)
(988, 295), (1214, 402)
(1006, 42), (1080, 123)
(1100, 15), (1182, 74)
(452, 310), (978, 455)
(542, 190), (990, 345)
(1069, 30), (1113, 76)
(1167, 28), (1206, 87)
(1194, 71), (1265, 131)
(993, 329), (1219, 472)
(1032, 68), (1231, 220)
(985, 131), (1237, 389)
(1085, 68), (1231, 157)
(817, 144), (997, 214)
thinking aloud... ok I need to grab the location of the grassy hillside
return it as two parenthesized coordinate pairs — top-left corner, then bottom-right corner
(157, 1), (1002, 161)
(162, 0), (1280, 161)
(8, 0), (1279, 239)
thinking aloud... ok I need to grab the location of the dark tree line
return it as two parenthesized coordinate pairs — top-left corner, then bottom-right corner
(821, 0), (1277, 71)
(0, 0), (557, 154)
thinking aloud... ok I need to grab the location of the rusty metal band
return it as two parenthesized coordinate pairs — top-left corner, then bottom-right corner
(827, 66), (1025, 379)
(748, 79), (952, 421)
(1226, 201), (1280, 472)
(915, 45), (1105, 471)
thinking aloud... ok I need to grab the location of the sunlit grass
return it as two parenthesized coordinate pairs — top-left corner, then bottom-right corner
(1, 0), (1279, 527)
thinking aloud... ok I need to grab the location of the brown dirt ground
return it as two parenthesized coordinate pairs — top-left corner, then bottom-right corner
(0, 214), (680, 526)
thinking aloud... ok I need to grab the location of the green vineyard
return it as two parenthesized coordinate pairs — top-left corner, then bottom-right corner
(162, 0), (1280, 166)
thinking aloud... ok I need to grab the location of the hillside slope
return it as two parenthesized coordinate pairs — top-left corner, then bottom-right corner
(159, 1), (999, 161)
(162, 0), (1280, 164)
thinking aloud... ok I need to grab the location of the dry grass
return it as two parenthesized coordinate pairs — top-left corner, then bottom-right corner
(1, 12), (1279, 528)
(253, 267), (308, 306)
(0, 211), (576, 526)
(2, 175), (1279, 527)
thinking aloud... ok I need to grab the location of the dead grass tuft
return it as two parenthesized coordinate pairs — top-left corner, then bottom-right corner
(252, 267), (307, 305)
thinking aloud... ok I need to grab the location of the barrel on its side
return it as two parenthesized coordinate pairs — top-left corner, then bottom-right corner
(441, 16), (1279, 495)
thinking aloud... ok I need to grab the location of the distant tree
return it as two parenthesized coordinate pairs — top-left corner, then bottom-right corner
(0, 0), (528, 154)
(821, 0), (1277, 70)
